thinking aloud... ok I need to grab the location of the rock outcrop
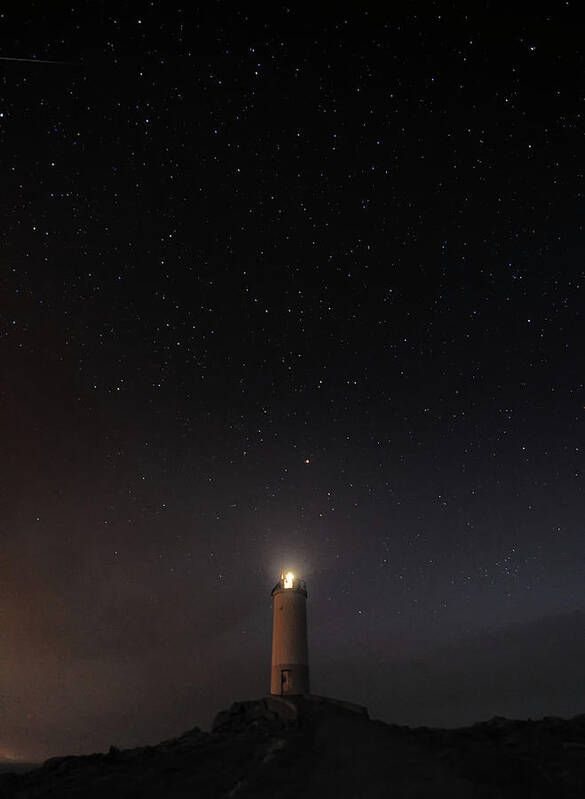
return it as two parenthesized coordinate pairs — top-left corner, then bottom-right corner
(1, 697), (585, 797)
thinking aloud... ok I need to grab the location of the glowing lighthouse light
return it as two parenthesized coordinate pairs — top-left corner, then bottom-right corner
(283, 571), (295, 589)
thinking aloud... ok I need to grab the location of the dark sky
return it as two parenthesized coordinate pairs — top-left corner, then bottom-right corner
(2, 2), (585, 762)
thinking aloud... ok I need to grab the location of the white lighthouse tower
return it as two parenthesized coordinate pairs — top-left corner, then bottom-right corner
(270, 571), (310, 696)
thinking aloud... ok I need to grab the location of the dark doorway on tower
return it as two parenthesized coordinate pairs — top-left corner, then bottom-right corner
(281, 669), (292, 695)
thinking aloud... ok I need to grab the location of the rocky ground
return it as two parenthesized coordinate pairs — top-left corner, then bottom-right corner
(1, 696), (585, 797)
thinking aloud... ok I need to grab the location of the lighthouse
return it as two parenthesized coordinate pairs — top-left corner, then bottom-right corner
(270, 571), (310, 696)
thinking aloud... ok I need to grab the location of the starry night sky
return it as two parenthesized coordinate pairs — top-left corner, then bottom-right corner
(2, 3), (585, 762)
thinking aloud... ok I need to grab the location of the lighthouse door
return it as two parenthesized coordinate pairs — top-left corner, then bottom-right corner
(280, 669), (292, 694)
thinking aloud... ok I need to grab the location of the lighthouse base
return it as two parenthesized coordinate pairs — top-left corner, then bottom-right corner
(212, 694), (369, 734)
(270, 663), (310, 696)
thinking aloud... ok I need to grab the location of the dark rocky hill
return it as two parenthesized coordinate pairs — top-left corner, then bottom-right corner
(1, 695), (585, 797)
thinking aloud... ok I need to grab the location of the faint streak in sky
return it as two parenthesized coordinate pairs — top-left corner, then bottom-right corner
(0, 56), (79, 65)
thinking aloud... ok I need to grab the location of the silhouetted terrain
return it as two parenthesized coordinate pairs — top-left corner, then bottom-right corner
(2, 696), (585, 797)
(0, 764), (37, 777)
